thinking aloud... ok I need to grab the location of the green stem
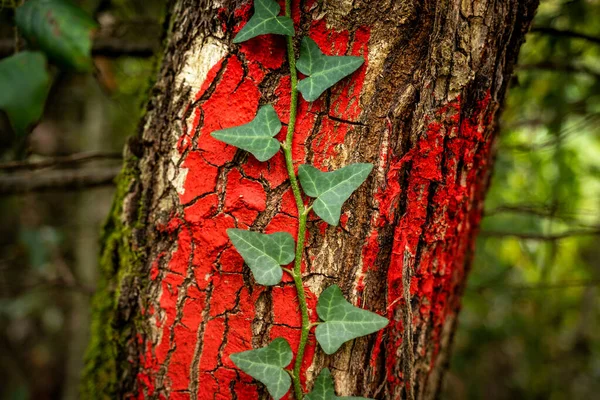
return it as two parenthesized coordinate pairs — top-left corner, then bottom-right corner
(290, 210), (309, 400)
(283, 2), (310, 399)
(283, 14), (302, 210)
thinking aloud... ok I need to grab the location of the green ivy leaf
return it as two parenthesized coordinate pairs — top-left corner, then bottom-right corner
(211, 105), (282, 162)
(296, 37), (364, 102)
(315, 285), (388, 355)
(306, 368), (372, 400)
(15, 0), (97, 72)
(298, 163), (373, 226)
(227, 229), (295, 286)
(0, 51), (51, 135)
(232, 0), (295, 44)
(230, 338), (293, 399)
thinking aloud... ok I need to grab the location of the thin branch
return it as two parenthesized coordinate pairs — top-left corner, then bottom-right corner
(503, 111), (600, 134)
(485, 204), (593, 223)
(0, 166), (120, 195)
(480, 228), (600, 241)
(517, 62), (600, 80)
(485, 202), (600, 223)
(0, 37), (158, 59)
(530, 26), (600, 46)
(0, 151), (122, 172)
(502, 118), (547, 130)
(0, 21), (161, 58)
(89, 35), (159, 58)
(470, 279), (600, 293)
(485, 206), (551, 218)
(22, 278), (96, 295)
(500, 112), (600, 152)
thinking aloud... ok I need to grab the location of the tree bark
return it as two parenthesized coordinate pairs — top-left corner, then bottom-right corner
(83, 0), (539, 399)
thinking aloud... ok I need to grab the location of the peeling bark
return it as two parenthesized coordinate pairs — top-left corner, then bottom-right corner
(83, 0), (539, 399)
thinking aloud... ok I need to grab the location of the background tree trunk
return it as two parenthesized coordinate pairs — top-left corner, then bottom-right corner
(83, 0), (538, 398)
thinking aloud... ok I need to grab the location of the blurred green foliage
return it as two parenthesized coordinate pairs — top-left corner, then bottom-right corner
(0, 0), (97, 147)
(15, 0), (97, 71)
(444, 1), (600, 399)
(0, 51), (50, 135)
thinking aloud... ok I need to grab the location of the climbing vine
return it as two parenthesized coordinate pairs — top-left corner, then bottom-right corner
(210, 0), (388, 398)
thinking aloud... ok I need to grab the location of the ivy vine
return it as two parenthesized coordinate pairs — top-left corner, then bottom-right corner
(211, 1), (389, 398)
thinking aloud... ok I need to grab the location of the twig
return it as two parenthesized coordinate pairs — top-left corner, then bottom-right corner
(530, 26), (600, 46)
(0, 37), (158, 59)
(0, 166), (120, 195)
(485, 204), (598, 226)
(0, 20), (161, 58)
(480, 228), (600, 241)
(502, 112), (600, 148)
(517, 62), (600, 80)
(89, 36), (159, 58)
(0, 151), (122, 171)
(23, 278), (96, 295)
(471, 279), (600, 293)
(4, 151), (122, 170)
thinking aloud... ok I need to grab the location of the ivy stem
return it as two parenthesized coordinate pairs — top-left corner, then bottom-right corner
(290, 210), (309, 400)
(283, 5), (302, 211)
(282, 1), (310, 399)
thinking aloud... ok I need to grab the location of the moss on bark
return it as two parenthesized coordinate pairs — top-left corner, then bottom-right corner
(81, 157), (145, 399)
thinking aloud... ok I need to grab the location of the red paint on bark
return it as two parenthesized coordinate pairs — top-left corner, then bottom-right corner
(375, 93), (494, 388)
(272, 286), (302, 327)
(137, 3), (374, 398)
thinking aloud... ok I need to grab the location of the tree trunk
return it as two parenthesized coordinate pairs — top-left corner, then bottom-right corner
(83, 0), (538, 398)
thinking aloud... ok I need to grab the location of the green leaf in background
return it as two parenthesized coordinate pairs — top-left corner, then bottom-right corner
(15, 0), (97, 71)
(305, 368), (372, 400)
(296, 37), (364, 101)
(227, 229), (295, 286)
(0, 51), (50, 135)
(211, 105), (282, 162)
(315, 285), (388, 354)
(298, 163), (372, 225)
(232, 0), (295, 44)
(230, 338), (293, 399)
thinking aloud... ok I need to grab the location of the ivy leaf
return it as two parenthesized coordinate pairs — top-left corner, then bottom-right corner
(298, 163), (373, 226)
(15, 0), (97, 72)
(230, 338), (293, 399)
(232, 0), (295, 44)
(0, 51), (51, 135)
(315, 285), (388, 355)
(306, 368), (372, 400)
(211, 105), (282, 162)
(296, 37), (364, 102)
(227, 229), (295, 286)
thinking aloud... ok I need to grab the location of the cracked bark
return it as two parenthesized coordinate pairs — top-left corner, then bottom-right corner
(83, 0), (539, 399)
